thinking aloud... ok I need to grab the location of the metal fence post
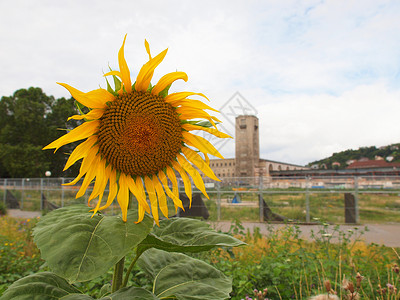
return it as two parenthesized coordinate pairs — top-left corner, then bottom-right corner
(3, 178), (7, 205)
(217, 181), (221, 221)
(354, 176), (359, 223)
(306, 176), (310, 223)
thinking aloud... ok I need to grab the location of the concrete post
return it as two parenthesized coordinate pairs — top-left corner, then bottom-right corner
(259, 175), (263, 222)
(354, 176), (359, 223)
(217, 181), (221, 221)
(306, 176), (310, 223)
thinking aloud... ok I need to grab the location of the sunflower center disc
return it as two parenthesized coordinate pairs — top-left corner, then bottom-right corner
(97, 91), (182, 177)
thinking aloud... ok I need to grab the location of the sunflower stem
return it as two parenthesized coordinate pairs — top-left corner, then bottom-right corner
(122, 250), (143, 288)
(112, 256), (125, 292)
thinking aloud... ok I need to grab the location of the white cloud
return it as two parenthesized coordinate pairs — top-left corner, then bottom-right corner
(1, 0), (400, 165)
(257, 83), (400, 165)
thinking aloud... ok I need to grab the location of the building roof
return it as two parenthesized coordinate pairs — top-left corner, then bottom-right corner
(346, 160), (400, 169)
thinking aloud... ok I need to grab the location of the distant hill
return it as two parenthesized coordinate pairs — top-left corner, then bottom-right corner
(307, 143), (400, 169)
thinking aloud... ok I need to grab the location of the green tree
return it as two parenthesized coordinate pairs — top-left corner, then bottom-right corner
(0, 87), (80, 178)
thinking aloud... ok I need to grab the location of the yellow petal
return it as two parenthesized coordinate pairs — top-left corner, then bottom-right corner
(98, 166), (118, 211)
(63, 136), (97, 171)
(181, 147), (220, 181)
(151, 71), (188, 96)
(104, 70), (122, 77)
(118, 34), (132, 93)
(166, 166), (179, 199)
(176, 154), (209, 199)
(117, 173), (130, 222)
(165, 92), (209, 105)
(135, 203), (146, 224)
(182, 132), (224, 159)
(76, 154), (100, 199)
(63, 145), (99, 186)
(135, 177), (151, 213)
(182, 123), (232, 139)
(176, 107), (217, 128)
(126, 175), (150, 213)
(144, 176), (159, 226)
(88, 158), (108, 202)
(67, 109), (105, 121)
(171, 161), (192, 203)
(204, 153), (210, 165)
(135, 48), (168, 92)
(152, 176), (168, 218)
(43, 120), (100, 152)
(145, 39), (152, 60)
(172, 99), (218, 112)
(90, 197), (103, 216)
(58, 83), (112, 109)
(157, 170), (183, 210)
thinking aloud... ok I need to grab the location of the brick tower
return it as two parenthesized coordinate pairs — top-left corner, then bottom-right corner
(235, 115), (259, 178)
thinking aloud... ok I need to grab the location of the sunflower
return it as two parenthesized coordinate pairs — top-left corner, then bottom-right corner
(43, 35), (230, 224)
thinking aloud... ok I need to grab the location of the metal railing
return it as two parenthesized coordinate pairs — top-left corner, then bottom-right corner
(1, 176), (400, 224)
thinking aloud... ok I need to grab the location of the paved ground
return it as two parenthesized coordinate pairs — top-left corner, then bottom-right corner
(7, 209), (41, 219)
(7, 209), (400, 247)
(211, 221), (400, 248)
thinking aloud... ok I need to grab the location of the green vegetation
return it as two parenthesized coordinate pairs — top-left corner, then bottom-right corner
(0, 87), (80, 178)
(308, 144), (400, 169)
(1, 216), (399, 299)
(206, 221), (400, 299)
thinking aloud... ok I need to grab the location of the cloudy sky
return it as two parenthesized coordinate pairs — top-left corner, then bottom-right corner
(1, 0), (400, 166)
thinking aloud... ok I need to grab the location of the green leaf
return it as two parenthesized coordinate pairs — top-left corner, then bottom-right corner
(0, 272), (81, 300)
(74, 100), (86, 115)
(158, 84), (171, 98)
(137, 217), (245, 255)
(105, 76), (117, 97)
(138, 249), (232, 300)
(112, 74), (121, 93)
(32, 205), (153, 282)
(62, 287), (159, 300)
(192, 120), (215, 128)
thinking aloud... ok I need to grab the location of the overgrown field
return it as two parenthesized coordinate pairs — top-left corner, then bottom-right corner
(1, 215), (399, 299)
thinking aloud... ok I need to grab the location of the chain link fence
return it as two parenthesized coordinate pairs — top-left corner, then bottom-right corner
(1, 176), (400, 224)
